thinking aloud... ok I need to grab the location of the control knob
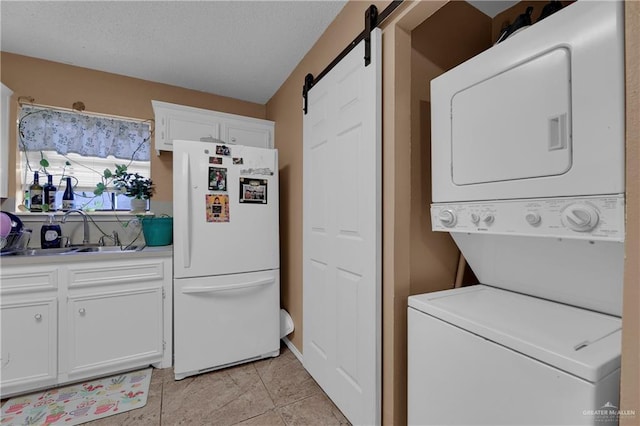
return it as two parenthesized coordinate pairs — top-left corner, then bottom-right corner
(525, 213), (541, 226)
(482, 214), (495, 225)
(438, 209), (457, 227)
(561, 204), (600, 232)
(470, 213), (480, 224)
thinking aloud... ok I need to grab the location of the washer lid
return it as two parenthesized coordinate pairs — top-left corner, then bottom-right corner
(408, 285), (621, 382)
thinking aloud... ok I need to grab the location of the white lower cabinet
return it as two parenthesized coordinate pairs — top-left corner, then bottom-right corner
(0, 254), (172, 397)
(1, 299), (58, 395)
(0, 265), (59, 396)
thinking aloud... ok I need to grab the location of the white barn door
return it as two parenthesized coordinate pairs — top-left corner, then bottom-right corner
(302, 28), (382, 425)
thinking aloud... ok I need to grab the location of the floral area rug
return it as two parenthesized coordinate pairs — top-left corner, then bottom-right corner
(1, 368), (152, 425)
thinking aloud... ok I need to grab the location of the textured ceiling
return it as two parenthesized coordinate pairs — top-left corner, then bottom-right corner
(1, 1), (347, 105)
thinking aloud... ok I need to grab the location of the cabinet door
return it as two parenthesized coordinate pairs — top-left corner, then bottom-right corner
(165, 115), (220, 149)
(154, 105), (221, 152)
(224, 122), (272, 148)
(66, 287), (163, 379)
(0, 298), (57, 394)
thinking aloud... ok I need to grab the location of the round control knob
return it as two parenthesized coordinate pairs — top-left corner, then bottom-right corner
(470, 213), (480, 224)
(525, 213), (541, 226)
(561, 204), (600, 232)
(438, 209), (457, 227)
(483, 214), (495, 225)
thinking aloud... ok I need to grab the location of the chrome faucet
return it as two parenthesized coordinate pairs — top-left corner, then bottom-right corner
(61, 209), (90, 245)
(99, 231), (120, 247)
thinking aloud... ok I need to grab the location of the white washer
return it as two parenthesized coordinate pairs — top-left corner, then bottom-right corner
(408, 286), (622, 426)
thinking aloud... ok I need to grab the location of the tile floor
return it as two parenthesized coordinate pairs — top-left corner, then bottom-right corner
(51, 343), (349, 425)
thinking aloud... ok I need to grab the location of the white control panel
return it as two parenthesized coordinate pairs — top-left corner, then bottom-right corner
(431, 195), (625, 241)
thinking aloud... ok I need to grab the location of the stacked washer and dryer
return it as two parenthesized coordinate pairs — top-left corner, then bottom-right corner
(408, 1), (626, 425)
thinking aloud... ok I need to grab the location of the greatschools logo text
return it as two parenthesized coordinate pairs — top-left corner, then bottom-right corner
(583, 402), (636, 422)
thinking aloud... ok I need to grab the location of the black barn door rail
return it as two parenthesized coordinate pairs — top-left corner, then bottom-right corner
(303, 1), (403, 115)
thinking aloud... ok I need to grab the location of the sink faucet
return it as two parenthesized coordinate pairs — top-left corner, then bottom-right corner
(99, 231), (121, 247)
(61, 209), (90, 245)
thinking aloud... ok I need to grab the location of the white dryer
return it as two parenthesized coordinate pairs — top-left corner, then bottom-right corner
(409, 1), (626, 425)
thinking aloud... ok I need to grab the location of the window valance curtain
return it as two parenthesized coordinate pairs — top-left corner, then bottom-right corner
(19, 106), (151, 161)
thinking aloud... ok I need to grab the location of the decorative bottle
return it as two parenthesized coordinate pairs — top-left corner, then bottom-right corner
(62, 177), (75, 211)
(29, 171), (43, 212)
(41, 214), (62, 249)
(43, 174), (57, 212)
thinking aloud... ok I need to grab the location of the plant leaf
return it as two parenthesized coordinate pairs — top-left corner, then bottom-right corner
(39, 159), (50, 168)
(94, 182), (106, 195)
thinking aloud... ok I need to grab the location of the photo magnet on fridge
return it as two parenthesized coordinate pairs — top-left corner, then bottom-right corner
(215, 145), (231, 156)
(239, 178), (267, 204)
(232, 157), (243, 165)
(209, 157), (223, 165)
(206, 194), (229, 222)
(209, 167), (227, 191)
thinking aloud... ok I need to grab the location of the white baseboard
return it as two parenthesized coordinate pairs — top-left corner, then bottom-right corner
(281, 337), (303, 363)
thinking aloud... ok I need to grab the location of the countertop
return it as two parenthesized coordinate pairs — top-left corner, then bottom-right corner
(0, 245), (173, 266)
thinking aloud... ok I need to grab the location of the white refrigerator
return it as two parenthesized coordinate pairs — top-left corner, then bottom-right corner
(172, 139), (280, 380)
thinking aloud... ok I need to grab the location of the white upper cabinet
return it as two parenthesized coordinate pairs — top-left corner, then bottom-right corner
(152, 100), (274, 155)
(1, 83), (14, 198)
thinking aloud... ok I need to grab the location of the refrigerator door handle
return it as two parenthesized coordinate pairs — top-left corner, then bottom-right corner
(181, 151), (192, 269)
(181, 278), (275, 294)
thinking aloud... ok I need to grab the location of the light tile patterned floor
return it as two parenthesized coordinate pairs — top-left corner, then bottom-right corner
(82, 344), (350, 425)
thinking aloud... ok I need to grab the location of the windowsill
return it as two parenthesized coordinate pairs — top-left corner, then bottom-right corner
(14, 210), (157, 223)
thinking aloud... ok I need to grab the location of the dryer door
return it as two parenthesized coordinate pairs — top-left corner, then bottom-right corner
(452, 48), (571, 186)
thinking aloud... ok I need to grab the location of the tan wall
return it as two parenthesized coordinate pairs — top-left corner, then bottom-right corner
(409, 0), (490, 296)
(1, 52), (266, 204)
(621, 0), (640, 422)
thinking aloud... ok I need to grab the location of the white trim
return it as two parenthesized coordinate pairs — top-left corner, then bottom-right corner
(281, 337), (303, 363)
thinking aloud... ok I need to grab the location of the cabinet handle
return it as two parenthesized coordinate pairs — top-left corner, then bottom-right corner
(231, 137), (237, 142)
(34, 313), (42, 321)
(79, 308), (86, 315)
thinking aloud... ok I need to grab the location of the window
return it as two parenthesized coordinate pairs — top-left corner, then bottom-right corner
(18, 106), (151, 211)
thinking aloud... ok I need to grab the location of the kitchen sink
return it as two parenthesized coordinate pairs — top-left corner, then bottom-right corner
(74, 245), (143, 253)
(1, 247), (82, 256)
(0, 245), (143, 256)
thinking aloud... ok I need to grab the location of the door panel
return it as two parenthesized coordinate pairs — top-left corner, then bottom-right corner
(452, 48), (572, 185)
(173, 141), (279, 278)
(168, 117), (220, 149)
(303, 28), (381, 425)
(174, 270), (280, 379)
(67, 288), (162, 377)
(0, 299), (57, 391)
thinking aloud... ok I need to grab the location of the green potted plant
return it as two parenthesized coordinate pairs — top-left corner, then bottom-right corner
(94, 164), (155, 212)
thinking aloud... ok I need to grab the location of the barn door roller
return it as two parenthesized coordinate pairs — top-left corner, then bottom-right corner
(302, 1), (403, 115)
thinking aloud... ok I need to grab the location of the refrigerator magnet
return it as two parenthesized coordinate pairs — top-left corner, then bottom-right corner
(232, 157), (243, 165)
(239, 178), (267, 204)
(208, 167), (227, 191)
(209, 157), (223, 165)
(215, 145), (231, 156)
(206, 194), (230, 222)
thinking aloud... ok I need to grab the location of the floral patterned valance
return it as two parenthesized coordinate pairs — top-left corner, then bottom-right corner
(19, 106), (151, 161)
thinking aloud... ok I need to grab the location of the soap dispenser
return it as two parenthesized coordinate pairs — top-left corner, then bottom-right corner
(41, 214), (62, 249)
